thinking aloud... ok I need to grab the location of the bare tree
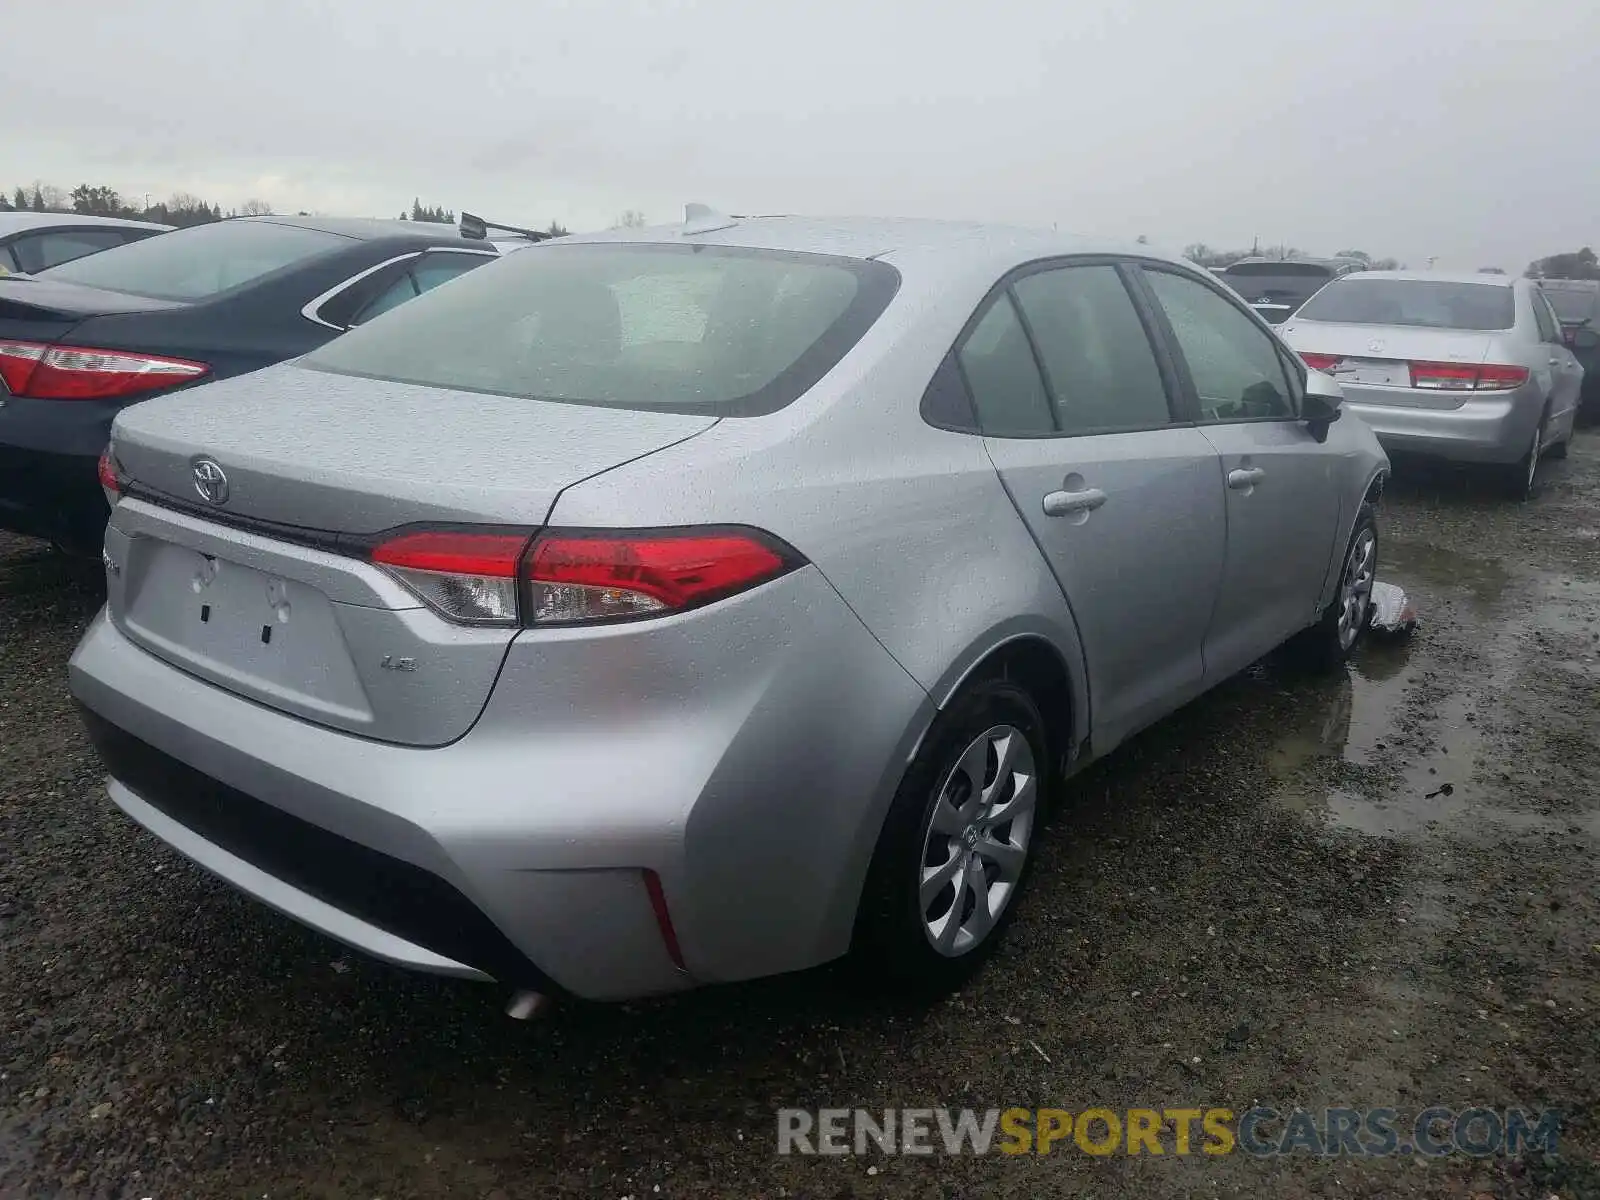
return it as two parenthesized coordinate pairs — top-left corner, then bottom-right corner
(30, 181), (68, 212)
(612, 209), (647, 229)
(239, 198), (274, 216)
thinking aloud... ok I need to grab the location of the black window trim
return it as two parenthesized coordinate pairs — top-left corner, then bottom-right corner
(1130, 261), (1305, 427)
(921, 253), (1195, 440)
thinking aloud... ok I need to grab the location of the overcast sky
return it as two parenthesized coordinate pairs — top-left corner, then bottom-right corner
(7, 0), (1597, 270)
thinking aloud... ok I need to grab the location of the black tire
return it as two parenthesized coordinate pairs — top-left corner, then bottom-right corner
(1546, 431), (1570, 460)
(1287, 503), (1378, 673)
(853, 677), (1049, 995)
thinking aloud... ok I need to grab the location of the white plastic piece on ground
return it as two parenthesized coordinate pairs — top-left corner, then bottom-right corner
(1368, 580), (1418, 635)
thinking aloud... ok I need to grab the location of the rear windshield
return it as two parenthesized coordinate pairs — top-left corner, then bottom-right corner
(303, 242), (901, 416)
(1541, 287), (1600, 322)
(1220, 263), (1336, 304)
(1224, 262), (1337, 280)
(39, 220), (348, 301)
(1294, 279), (1515, 331)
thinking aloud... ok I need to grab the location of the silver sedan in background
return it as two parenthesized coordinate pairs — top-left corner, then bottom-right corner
(70, 214), (1388, 1007)
(1280, 271), (1582, 498)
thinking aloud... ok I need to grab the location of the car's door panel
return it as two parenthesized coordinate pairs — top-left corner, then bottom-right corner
(1531, 288), (1581, 440)
(962, 262), (1227, 747)
(1135, 264), (1344, 683)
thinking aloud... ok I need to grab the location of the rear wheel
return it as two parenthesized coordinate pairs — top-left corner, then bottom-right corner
(854, 678), (1048, 995)
(1500, 409), (1548, 500)
(1287, 504), (1377, 673)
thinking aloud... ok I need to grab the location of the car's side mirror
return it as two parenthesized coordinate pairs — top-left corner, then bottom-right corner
(1302, 370), (1343, 443)
(1573, 327), (1600, 352)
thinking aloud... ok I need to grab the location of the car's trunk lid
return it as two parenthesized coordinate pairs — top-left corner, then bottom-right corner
(1282, 320), (1502, 410)
(105, 362), (718, 745)
(111, 362), (717, 531)
(0, 277), (183, 347)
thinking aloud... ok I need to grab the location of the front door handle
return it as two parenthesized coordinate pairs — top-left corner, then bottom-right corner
(1227, 467), (1265, 491)
(1042, 487), (1107, 517)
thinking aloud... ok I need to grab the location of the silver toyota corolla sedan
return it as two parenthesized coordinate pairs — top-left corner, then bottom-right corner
(69, 212), (1388, 1006)
(1280, 271), (1582, 498)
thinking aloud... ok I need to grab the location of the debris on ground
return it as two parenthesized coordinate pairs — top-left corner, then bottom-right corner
(1369, 580), (1419, 636)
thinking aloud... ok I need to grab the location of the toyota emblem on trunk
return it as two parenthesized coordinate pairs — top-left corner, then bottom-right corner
(192, 458), (229, 505)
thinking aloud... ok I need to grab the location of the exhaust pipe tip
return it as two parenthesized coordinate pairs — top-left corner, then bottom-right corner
(505, 989), (551, 1020)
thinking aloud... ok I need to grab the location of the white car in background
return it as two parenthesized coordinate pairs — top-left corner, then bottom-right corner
(0, 212), (172, 276)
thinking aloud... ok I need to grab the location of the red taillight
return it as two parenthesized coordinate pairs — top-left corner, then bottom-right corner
(1474, 363), (1531, 390)
(1408, 361), (1529, 391)
(523, 529), (797, 625)
(0, 339), (208, 400)
(1299, 352), (1341, 371)
(370, 530), (531, 625)
(97, 446), (123, 505)
(642, 869), (686, 971)
(368, 526), (802, 627)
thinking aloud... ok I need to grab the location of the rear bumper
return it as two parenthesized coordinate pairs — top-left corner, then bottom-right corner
(1342, 387), (1541, 464)
(0, 396), (117, 547)
(68, 564), (932, 1001)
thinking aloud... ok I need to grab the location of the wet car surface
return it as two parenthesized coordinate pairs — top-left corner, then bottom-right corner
(2, 439), (1598, 1199)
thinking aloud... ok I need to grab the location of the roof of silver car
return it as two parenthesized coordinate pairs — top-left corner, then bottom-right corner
(0, 211), (174, 233)
(1342, 269), (1517, 287)
(564, 210), (1176, 274)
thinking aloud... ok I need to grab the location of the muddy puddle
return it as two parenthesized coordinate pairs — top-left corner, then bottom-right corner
(1268, 538), (1600, 841)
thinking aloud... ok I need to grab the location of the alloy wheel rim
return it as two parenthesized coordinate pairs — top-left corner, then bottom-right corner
(919, 724), (1037, 957)
(1337, 528), (1377, 650)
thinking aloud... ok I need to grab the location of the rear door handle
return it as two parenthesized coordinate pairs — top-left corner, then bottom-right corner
(1042, 487), (1107, 517)
(1227, 467), (1265, 491)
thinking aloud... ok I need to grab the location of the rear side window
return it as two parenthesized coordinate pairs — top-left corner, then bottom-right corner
(304, 243), (900, 417)
(412, 252), (485, 293)
(353, 274), (420, 325)
(1295, 279), (1514, 331)
(1011, 264), (1172, 434)
(40, 220), (349, 300)
(957, 295), (1053, 435)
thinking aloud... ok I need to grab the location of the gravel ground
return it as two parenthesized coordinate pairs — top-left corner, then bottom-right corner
(2, 438), (1598, 1199)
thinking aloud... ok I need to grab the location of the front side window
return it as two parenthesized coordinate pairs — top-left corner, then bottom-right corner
(1011, 264), (1172, 434)
(305, 242), (900, 417)
(956, 294), (1053, 435)
(1144, 269), (1295, 421)
(40, 219), (348, 301)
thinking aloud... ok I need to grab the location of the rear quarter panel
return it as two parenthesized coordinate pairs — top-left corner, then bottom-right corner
(543, 271), (1089, 738)
(545, 278), (1090, 962)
